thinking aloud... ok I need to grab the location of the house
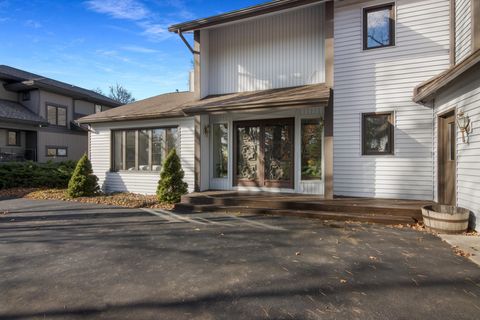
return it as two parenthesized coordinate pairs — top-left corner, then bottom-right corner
(0, 65), (120, 162)
(79, 0), (480, 229)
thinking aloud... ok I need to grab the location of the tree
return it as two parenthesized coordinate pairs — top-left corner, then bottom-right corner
(67, 154), (99, 198)
(108, 83), (135, 104)
(156, 149), (188, 204)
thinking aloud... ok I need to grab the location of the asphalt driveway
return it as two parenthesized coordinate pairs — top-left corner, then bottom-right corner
(1, 199), (480, 320)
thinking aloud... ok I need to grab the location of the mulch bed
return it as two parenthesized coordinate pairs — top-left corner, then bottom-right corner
(1, 188), (174, 210)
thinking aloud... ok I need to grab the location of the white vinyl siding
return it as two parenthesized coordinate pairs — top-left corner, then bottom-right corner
(333, 0), (451, 200)
(205, 3), (325, 95)
(433, 66), (480, 231)
(89, 117), (195, 195)
(455, 0), (472, 63)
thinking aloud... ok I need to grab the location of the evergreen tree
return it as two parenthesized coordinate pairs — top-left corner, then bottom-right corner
(67, 154), (99, 198)
(157, 149), (188, 204)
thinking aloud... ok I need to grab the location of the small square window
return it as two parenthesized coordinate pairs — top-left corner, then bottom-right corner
(57, 148), (67, 157)
(7, 131), (20, 146)
(46, 147), (67, 157)
(362, 112), (394, 155)
(95, 105), (103, 113)
(363, 3), (395, 50)
(22, 91), (30, 101)
(47, 148), (57, 157)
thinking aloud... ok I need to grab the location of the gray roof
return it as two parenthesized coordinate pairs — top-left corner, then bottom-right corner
(0, 65), (121, 107)
(0, 99), (48, 125)
(78, 91), (196, 123)
(78, 84), (330, 124)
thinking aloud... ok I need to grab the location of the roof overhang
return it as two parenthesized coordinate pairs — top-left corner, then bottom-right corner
(0, 116), (48, 126)
(77, 111), (186, 124)
(413, 49), (480, 104)
(168, 0), (326, 32)
(4, 80), (120, 107)
(182, 84), (331, 115)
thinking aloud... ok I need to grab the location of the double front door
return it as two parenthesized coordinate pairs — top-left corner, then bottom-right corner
(234, 118), (294, 189)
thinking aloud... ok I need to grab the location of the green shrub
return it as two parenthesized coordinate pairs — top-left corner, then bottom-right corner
(156, 148), (188, 204)
(67, 154), (99, 198)
(0, 160), (76, 189)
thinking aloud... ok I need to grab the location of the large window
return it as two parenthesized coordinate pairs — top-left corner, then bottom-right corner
(112, 127), (178, 171)
(362, 112), (394, 155)
(212, 123), (228, 178)
(47, 104), (67, 127)
(363, 3), (395, 50)
(7, 130), (20, 146)
(301, 119), (323, 180)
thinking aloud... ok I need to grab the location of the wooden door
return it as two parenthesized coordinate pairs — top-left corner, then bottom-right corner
(438, 112), (456, 205)
(234, 118), (295, 189)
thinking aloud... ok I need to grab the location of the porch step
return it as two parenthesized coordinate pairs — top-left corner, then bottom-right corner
(178, 195), (423, 219)
(173, 203), (419, 225)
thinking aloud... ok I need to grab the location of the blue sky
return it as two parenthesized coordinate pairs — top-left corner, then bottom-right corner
(0, 0), (261, 100)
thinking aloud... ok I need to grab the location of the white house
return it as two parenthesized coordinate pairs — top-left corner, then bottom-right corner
(79, 0), (480, 230)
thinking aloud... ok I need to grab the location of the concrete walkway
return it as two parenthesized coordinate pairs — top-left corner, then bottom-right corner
(440, 233), (480, 266)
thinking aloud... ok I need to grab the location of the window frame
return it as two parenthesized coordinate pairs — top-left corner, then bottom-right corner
(363, 2), (396, 51)
(300, 117), (324, 181)
(45, 146), (68, 157)
(111, 126), (179, 172)
(211, 122), (229, 179)
(361, 111), (395, 156)
(46, 103), (68, 127)
(7, 130), (21, 146)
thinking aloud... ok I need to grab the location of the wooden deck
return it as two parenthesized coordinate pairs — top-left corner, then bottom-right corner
(175, 191), (433, 225)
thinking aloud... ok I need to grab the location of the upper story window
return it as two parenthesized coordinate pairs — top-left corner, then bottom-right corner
(362, 112), (394, 155)
(95, 104), (103, 113)
(21, 91), (30, 101)
(47, 104), (67, 127)
(363, 3), (395, 50)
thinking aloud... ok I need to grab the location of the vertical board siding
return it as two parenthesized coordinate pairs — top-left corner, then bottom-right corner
(455, 0), (472, 63)
(207, 4), (325, 95)
(434, 67), (480, 230)
(333, 0), (451, 200)
(90, 118), (195, 195)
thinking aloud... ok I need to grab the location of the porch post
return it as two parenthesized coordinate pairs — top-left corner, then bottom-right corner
(324, 0), (334, 199)
(194, 30), (202, 191)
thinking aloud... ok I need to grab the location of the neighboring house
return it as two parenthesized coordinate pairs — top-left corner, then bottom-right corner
(79, 0), (480, 229)
(0, 65), (120, 163)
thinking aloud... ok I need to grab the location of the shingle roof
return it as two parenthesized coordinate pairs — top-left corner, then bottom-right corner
(77, 91), (196, 123)
(78, 84), (331, 124)
(0, 99), (48, 125)
(0, 65), (121, 107)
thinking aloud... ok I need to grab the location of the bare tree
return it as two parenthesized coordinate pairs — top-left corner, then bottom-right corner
(108, 83), (135, 104)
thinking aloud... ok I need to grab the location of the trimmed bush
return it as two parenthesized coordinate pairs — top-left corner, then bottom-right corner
(156, 148), (188, 204)
(0, 160), (76, 189)
(67, 154), (99, 198)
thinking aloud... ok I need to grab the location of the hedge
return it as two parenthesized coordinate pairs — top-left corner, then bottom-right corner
(0, 161), (77, 189)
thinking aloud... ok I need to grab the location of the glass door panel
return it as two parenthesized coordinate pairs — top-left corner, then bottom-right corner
(264, 122), (293, 188)
(236, 125), (260, 186)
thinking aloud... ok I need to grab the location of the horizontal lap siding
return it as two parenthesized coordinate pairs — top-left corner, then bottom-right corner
(90, 118), (195, 195)
(207, 4), (325, 95)
(333, 0), (451, 200)
(434, 66), (480, 230)
(455, 0), (472, 63)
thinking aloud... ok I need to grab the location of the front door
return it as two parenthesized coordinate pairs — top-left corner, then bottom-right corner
(234, 118), (294, 189)
(438, 112), (456, 205)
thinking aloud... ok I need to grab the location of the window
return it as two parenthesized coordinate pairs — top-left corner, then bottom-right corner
(112, 127), (178, 171)
(95, 104), (103, 113)
(301, 119), (323, 180)
(22, 91), (30, 101)
(362, 112), (394, 155)
(7, 130), (20, 146)
(212, 123), (228, 178)
(363, 3), (395, 50)
(46, 146), (68, 157)
(47, 104), (67, 127)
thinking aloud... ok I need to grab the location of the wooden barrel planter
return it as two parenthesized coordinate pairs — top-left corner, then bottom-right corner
(421, 204), (470, 234)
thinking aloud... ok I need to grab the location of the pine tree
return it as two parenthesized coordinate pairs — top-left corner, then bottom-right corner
(157, 148), (188, 204)
(67, 154), (99, 198)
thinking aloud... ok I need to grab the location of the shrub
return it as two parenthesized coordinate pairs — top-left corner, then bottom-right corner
(156, 148), (188, 204)
(0, 160), (76, 189)
(67, 154), (99, 198)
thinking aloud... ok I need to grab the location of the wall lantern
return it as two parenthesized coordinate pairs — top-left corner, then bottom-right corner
(456, 108), (471, 143)
(204, 125), (210, 136)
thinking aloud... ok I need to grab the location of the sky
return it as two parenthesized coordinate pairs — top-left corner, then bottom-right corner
(0, 0), (262, 100)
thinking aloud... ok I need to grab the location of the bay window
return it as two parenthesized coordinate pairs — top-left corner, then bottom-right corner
(112, 127), (178, 171)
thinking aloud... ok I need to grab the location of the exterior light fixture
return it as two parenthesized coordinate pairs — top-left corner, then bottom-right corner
(204, 125), (210, 136)
(456, 108), (471, 143)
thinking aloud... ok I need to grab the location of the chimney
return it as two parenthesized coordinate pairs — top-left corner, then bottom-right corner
(188, 69), (194, 92)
